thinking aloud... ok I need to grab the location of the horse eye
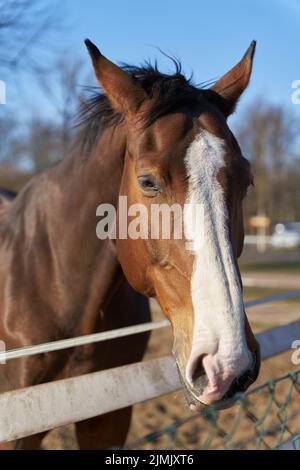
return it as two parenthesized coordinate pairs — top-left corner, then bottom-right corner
(138, 175), (160, 194)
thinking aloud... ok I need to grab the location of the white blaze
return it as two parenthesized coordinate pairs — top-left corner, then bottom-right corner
(184, 130), (251, 387)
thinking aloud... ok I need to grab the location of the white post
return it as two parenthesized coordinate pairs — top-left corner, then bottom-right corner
(257, 226), (266, 253)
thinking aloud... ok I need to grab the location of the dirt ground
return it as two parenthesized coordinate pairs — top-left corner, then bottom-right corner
(42, 292), (300, 450)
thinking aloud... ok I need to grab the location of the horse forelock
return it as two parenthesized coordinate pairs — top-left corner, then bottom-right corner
(75, 60), (208, 159)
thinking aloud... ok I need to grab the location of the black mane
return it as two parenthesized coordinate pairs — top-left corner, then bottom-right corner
(76, 59), (205, 158)
(0, 187), (17, 200)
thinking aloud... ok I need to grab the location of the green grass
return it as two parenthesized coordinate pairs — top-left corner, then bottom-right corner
(243, 286), (300, 303)
(240, 260), (300, 274)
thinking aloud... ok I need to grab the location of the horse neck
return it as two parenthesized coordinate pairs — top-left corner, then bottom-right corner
(55, 123), (127, 304)
(58, 123), (126, 246)
(11, 123), (126, 332)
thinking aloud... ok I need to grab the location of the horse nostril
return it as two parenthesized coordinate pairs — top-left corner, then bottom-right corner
(190, 354), (208, 391)
(192, 354), (205, 381)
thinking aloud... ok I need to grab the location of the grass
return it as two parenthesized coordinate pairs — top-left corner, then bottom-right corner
(240, 260), (300, 274)
(243, 286), (300, 303)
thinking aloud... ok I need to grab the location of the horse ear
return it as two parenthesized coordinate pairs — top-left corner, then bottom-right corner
(210, 41), (256, 117)
(85, 39), (146, 117)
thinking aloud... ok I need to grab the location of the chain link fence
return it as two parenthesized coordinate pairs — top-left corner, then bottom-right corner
(125, 369), (300, 450)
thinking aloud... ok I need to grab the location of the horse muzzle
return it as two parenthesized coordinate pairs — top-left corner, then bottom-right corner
(175, 340), (261, 411)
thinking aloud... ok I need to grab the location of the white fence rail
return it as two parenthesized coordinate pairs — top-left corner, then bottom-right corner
(1, 290), (300, 363)
(244, 235), (272, 245)
(0, 357), (179, 443)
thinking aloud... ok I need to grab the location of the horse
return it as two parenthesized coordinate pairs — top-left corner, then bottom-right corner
(0, 39), (260, 449)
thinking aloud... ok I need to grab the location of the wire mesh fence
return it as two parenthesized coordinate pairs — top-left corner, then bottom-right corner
(125, 369), (300, 450)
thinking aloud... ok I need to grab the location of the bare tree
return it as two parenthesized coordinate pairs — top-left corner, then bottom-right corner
(0, 0), (64, 76)
(0, 111), (22, 164)
(0, 1), (78, 191)
(24, 118), (62, 172)
(237, 98), (300, 223)
(37, 55), (87, 157)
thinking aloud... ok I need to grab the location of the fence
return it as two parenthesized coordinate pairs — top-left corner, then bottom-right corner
(125, 370), (300, 450)
(0, 290), (299, 448)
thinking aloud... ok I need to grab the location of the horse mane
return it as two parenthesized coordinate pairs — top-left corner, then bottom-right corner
(76, 58), (206, 158)
(0, 187), (17, 200)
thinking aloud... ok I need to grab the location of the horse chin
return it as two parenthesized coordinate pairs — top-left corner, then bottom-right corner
(175, 359), (208, 411)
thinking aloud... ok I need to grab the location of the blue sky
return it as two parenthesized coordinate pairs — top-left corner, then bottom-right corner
(3, 0), (300, 128)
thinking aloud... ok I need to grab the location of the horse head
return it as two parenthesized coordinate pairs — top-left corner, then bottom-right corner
(86, 39), (260, 410)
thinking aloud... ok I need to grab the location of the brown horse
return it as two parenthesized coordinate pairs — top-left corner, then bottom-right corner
(0, 40), (260, 449)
